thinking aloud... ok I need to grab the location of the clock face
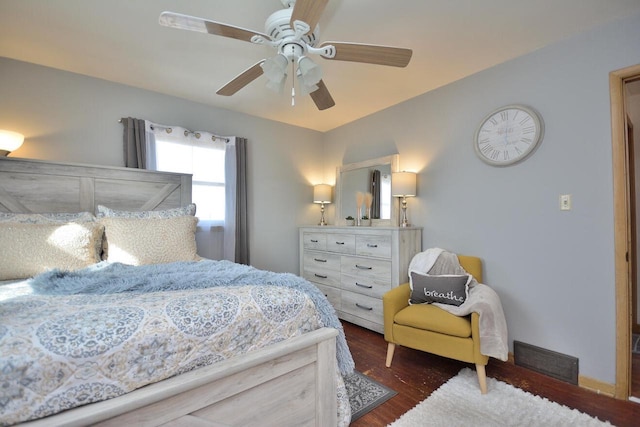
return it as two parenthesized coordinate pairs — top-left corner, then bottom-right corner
(474, 105), (544, 166)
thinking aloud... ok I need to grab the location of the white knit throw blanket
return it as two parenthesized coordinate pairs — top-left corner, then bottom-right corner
(409, 248), (509, 361)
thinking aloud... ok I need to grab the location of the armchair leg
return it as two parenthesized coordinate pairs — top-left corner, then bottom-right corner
(476, 364), (487, 394)
(385, 343), (396, 367)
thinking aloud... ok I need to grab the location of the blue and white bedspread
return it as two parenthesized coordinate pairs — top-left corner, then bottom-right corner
(0, 260), (354, 426)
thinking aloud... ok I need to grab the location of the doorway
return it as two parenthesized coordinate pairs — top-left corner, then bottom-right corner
(611, 63), (640, 400)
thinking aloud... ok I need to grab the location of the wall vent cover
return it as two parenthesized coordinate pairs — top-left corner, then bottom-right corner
(514, 340), (578, 385)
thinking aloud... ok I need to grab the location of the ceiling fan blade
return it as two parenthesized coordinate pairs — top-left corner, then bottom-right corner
(160, 11), (270, 43)
(290, 0), (328, 34)
(309, 80), (335, 110)
(217, 62), (265, 96)
(320, 42), (413, 67)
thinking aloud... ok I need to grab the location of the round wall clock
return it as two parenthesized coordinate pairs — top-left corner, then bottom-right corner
(473, 104), (544, 166)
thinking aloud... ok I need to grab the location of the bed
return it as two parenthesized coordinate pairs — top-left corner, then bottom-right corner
(0, 157), (352, 426)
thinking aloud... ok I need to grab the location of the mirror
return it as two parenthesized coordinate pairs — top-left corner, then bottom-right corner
(335, 154), (399, 226)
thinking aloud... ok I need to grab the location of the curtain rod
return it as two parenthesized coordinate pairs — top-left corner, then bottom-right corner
(118, 118), (229, 142)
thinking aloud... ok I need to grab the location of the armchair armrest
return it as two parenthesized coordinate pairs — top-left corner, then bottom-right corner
(383, 283), (411, 343)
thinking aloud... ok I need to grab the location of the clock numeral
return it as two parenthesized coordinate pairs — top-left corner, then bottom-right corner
(521, 137), (533, 144)
(522, 126), (535, 134)
(479, 138), (490, 144)
(519, 116), (532, 125)
(500, 111), (509, 121)
(480, 145), (493, 155)
(490, 150), (500, 160)
(503, 151), (510, 161)
(515, 146), (523, 155)
(489, 117), (498, 126)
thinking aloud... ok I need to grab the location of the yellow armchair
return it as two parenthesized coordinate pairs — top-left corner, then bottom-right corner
(383, 255), (489, 393)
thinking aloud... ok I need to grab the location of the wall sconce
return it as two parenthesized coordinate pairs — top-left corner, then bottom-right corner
(391, 172), (417, 227)
(313, 184), (332, 226)
(0, 130), (24, 156)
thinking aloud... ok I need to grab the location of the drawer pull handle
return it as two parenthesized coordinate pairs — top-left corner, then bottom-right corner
(356, 303), (373, 311)
(355, 264), (372, 270)
(310, 239), (319, 243)
(367, 244), (378, 248)
(335, 241), (345, 245)
(314, 258), (327, 263)
(355, 282), (373, 289)
(314, 273), (328, 279)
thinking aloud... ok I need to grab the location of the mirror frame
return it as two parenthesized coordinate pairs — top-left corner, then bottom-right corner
(334, 154), (399, 227)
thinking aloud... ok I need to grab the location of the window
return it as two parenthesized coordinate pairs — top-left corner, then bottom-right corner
(150, 127), (227, 223)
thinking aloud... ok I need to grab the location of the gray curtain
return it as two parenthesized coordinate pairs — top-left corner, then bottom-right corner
(234, 137), (250, 265)
(121, 117), (146, 168)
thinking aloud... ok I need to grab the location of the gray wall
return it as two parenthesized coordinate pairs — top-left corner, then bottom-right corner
(323, 10), (640, 384)
(0, 57), (324, 274)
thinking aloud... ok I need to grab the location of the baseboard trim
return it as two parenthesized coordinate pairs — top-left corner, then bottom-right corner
(502, 352), (615, 397)
(579, 376), (615, 397)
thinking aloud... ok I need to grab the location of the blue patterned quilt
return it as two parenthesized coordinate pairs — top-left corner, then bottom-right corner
(0, 261), (353, 426)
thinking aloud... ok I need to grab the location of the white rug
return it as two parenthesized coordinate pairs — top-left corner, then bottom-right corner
(388, 368), (612, 427)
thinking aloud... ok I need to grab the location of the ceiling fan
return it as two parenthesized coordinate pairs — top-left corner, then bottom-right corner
(159, 0), (412, 110)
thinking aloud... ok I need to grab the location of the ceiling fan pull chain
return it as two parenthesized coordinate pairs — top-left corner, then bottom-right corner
(291, 50), (296, 106)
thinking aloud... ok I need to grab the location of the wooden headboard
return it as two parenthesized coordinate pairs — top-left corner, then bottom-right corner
(0, 157), (192, 214)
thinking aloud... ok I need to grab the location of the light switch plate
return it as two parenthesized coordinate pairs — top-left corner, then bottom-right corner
(560, 194), (571, 211)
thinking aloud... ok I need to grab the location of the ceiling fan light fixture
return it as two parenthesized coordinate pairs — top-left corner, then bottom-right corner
(261, 54), (289, 83)
(265, 77), (287, 94)
(298, 56), (322, 86)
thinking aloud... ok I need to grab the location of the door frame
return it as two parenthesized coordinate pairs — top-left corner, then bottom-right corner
(611, 63), (640, 399)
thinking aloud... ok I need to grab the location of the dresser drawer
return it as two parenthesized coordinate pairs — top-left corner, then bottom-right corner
(356, 234), (392, 258)
(341, 290), (383, 325)
(303, 267), (341, 288)
(341, 256), (391, 281)
(314, 283), (341, 309)
(303, 232), (327, 251)
(341, 273), (392, 299)
(326, 233), (356, 254)
(303, 251), (341, 272)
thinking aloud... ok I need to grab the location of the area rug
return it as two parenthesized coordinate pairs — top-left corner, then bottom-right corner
(633, 334), (640, 354)
(387, 368), (612, 427)
(345, 371), (397, 422)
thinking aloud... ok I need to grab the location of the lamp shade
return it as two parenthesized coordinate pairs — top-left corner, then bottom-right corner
(0, 130), (24, 154)
(313, 184), (332, 203)
(391, 172), (417, 197)
(298, 56), (322, 87)
(261, 54), (288, 83)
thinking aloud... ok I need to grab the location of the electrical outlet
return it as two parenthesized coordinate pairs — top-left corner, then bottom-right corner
(560, 194), (571, 211)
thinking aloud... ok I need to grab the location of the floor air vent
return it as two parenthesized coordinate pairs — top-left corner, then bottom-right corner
(514, 340), (578, 385)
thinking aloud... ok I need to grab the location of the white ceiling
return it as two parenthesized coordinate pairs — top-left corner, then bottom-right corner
(2, 0), (640, 132)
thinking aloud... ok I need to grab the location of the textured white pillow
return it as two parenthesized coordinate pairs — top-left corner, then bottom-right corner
(100, 216), (198, 266)
(0, 222), (104, 280)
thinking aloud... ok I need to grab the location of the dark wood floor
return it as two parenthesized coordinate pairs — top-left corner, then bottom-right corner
(343, 321), (640, 427)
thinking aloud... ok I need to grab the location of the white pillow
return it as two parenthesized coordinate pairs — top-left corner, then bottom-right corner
(100, 216), (198, 266)
(96, 204), (196, 259)
(0, 222), (104, 280)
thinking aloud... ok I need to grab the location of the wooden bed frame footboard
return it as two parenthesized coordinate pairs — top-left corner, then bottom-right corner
(22, 328), (339, 427)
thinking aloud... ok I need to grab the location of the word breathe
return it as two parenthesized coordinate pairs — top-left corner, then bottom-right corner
(423, 289), (464, 303)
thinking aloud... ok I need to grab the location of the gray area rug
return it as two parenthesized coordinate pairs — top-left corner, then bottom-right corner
(388, 368), (611, 426)
(345, 371), (397, 422)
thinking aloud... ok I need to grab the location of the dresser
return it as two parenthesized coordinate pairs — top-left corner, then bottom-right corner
(299, 226), (422, 333)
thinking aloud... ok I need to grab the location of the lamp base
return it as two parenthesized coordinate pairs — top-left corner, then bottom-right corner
(399, 197), (410, 227)
(318, 202), (328, 226)
(0, 150), (9, 157)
